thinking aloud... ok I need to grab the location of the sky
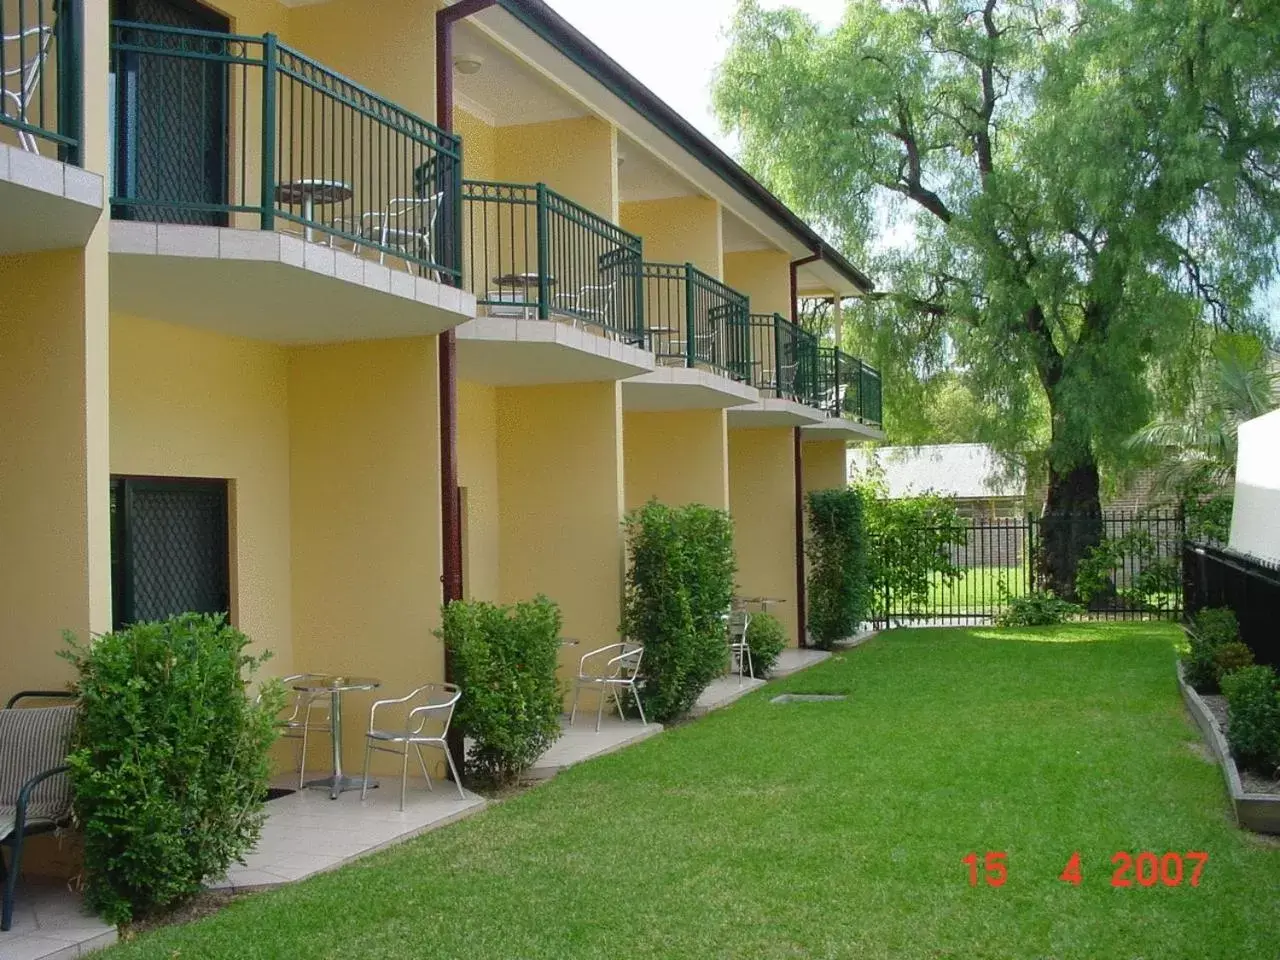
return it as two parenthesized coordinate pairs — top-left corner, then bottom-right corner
(541, 0), (846, 153)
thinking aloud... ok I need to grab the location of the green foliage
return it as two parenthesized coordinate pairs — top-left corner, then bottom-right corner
(1220, 666), (1280, 775)
(623, 501), (737, 723)
(60, 614), (282, 925)
(744, 612), (787, 678)
(1213, 642), (1256, 682)
(438, 596), (564, 786)
(995, 591), (1080, 628)
(715, 0), (1280, 574)
(857, 480), (967, 621)
(1075, 530), (1181, 610)
(1181, 607), (1241, 693)
(805, 487), (870, 648)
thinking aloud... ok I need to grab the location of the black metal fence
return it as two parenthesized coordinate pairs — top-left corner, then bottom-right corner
(1, 0), (81, 162)
(747, 313), (820, 405)
(872, 509), (1185, 625)
(817, 346), (882, 427)
(640, 262), (751, 379)
(1183, 543), (1280, 668)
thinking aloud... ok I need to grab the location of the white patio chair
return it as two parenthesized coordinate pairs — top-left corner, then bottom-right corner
(726, 609), (754, 685)
(361, 682), (464, 809)
(269, 674), (331, 791)
(570, 643), (646, 732)
(1, 23), (53, 154)
(553, 282), (616, 331)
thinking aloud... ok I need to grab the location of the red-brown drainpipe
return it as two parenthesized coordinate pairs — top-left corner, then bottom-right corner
(790, 252), (821, 648)
(438, 0), (495, 769)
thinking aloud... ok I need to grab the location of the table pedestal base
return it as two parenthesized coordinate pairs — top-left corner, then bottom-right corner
(303, 775), (378, 800)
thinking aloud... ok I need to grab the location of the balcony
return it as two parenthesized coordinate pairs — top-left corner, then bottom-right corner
(106, 21), (473, 344)
(623, 262), (758, 410)
(455, 179), (652, 384)
(805, 346), (884, 439)
(0, 0), (102, 255)
(727, 312), (825, 427)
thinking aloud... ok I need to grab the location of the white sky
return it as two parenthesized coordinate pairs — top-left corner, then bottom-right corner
(541, 0), (846, 152)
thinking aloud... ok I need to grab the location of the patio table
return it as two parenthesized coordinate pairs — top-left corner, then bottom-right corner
(275, 178), (353, 243)
(294, 675), (380, 800)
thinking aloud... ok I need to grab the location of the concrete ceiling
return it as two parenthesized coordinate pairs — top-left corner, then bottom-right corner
(453, 22), (588, 127)
(617, 133), (696, 203)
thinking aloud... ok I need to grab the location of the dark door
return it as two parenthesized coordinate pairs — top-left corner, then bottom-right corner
(112, 0), (230, 224)
(111, 477), (231, 630)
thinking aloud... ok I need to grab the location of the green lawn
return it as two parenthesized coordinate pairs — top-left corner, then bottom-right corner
(926, 564), (1029, 613)
(104, 624), (1280, 959)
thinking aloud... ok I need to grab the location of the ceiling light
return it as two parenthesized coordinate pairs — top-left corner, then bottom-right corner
(454, 56), (483, 75)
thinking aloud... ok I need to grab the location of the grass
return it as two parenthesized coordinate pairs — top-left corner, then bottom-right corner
(925, 563), (1029, 614)
(103, 624), (1280, 959)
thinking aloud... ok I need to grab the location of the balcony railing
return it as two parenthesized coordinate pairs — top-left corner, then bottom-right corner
(1, 0), (81, 163)
(108, 22), (462, 283)
(817, 346), (883, 427)
(461, 180), (644, 342)
(640, 262), (751, 380)
(746, 313), (820, 406)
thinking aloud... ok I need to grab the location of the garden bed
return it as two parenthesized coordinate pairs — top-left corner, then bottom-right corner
(1177, 662), (1280, 834)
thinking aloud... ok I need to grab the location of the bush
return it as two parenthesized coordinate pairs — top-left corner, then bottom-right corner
(806, 487), (870, 648)
(1220, 665), (1280, 774)
(1181, 607), (1240, 693)
(1212, 641), (1255, 681)
(744, 612), (787, 678)
(1076, 529), (1181, 611)
(623, 500), (737, 723)
(439, 596), (563, 786)
(61, 614), (282, 925)
(995, 590), (1081, 627)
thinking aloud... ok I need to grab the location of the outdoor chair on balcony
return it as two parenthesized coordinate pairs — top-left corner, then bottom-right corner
(570, 643), (646, 732)
(553, 283), (616, 330)
(1, 691), (77, 932)
(361, 682), (464, 810)
(725, 609), (754, 685)
(1, 23), (53, 155)
(270, 674), (332, 791)
(331, 193), (443, 279)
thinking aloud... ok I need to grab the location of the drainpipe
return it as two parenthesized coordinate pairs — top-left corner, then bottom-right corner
(790, 252), (820, 648)
(437, 0), (495, 769)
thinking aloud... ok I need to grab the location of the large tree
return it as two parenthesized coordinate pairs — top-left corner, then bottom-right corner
(715, 0), (1280, 595)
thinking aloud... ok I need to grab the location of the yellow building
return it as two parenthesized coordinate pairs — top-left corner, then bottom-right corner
(0, 0), (882, 771)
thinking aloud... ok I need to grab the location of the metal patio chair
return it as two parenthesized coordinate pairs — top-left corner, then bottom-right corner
(570, 643), (646, 732)
(1, 691), (76, 932)
(1, 23), (53, 154)
(361, 682), (464, 809)
(271, 674), (332, 791)
(726, 609), (754, 685)
(331, 192), (443, 278)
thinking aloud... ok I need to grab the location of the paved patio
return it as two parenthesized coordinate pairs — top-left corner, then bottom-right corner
(0, 879), (114, 960)
(528, 716), (663, 780)
(690, 674), (767, 717)
(772, 647), (833, 676)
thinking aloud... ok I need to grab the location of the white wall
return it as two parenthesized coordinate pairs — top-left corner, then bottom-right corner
(1229, 409), (1280, 563)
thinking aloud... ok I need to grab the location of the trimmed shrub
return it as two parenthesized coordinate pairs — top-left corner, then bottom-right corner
(995, 591), (1081, 627)
(806, 487), (870, 649)
(1181, 607), (1240, 693)
(61, 614), (283, 925)
(439, 596), (563, 786)
(1213, 641), (1255, 682)
(744, 612), (787, 678)
(1220, 665), (1280, 774)
(623, 500), (737, 723)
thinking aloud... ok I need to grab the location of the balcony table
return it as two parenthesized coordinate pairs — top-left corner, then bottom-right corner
(293, 675), (380, 799)
(275, 178), (353, 243)
(735, 596), (786, 612)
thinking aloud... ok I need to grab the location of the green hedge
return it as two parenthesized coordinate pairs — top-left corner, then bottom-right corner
(61, 614), (283, 925)
(806, 487), (871, 649)
(623, 500), (736, 723)
(439, 596), (564, 786)
(1220, 665), (1280, 774)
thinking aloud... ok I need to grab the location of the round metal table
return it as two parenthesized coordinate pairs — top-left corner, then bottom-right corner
(293, 675), (380, 799)
(274, 178), (353, 243)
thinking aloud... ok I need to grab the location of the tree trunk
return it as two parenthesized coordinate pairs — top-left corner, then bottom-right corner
(1039, 458), (1104, 600)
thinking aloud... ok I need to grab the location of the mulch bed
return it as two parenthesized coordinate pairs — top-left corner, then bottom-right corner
(1202, 693), (1280, 796)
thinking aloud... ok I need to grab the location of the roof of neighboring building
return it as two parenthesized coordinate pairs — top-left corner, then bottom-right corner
(848, 444), (1026, 500)
(494, 0), (874, 295)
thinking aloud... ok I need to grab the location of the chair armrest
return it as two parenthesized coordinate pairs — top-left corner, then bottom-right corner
(368, 686), (431, 731)
(578, 643), (625, 674)
(5, 690), (75, 709)
(15, 765), (70, 826)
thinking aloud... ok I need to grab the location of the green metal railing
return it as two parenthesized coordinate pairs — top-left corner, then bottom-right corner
(108, 21), (462, 282)
(461, 180), (644, 342)
(1, 0), (81, 163)
(640, 262), (751, 379)
(817, 346), (882, 427)
(746, 313), (819, 405)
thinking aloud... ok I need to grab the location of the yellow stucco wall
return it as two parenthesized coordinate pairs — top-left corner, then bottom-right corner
(620, 196), (723, 277)
(0, 252), (102, 692)
(728, 427), (801, 646)
(288, 337), (443, 769)
(456, 108), (498, 182)
(723, 250), (792, 317)
(623, 409), (729, 512)
(803, 439), (849, 493)
(496, 382), (625, 677)
(458, 379), (501, 603)
(495, 116), (619, 222)
(109, 313), (294, 672)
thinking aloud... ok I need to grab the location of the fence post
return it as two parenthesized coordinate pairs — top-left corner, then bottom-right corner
(684, 263), (697, 368)
(260, 33), (278, 232)
(56, 0), (83, 166)
(535, 183), (550, 320)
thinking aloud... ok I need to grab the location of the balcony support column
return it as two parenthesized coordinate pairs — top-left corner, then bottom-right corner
(788, 252), (820, 646)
